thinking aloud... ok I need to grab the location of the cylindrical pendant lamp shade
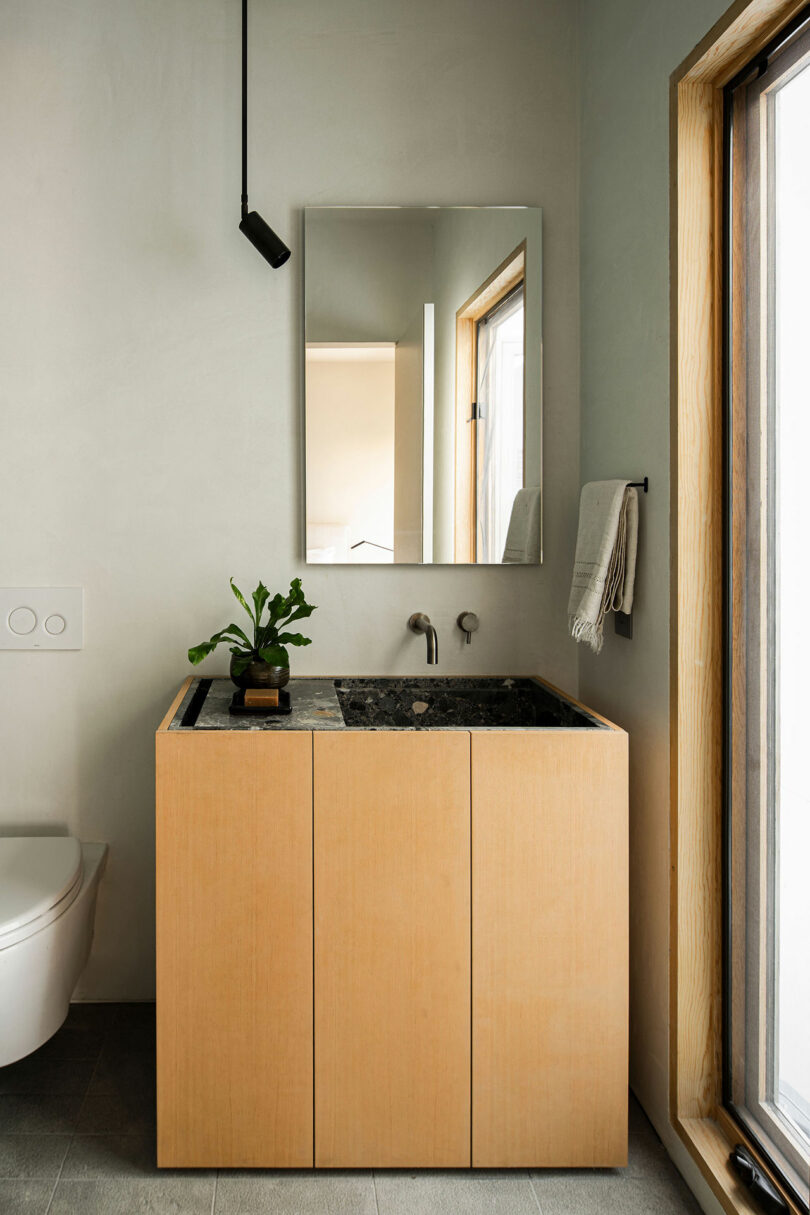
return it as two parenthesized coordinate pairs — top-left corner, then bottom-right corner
(239, 210), (291, 268)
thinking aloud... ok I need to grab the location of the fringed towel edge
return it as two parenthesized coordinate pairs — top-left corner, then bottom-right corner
(569, 614), (605, 654)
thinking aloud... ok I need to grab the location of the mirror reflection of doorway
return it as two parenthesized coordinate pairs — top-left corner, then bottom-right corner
(305, 344), (396, 564)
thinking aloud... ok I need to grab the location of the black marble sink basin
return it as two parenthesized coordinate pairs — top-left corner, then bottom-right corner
(334, 677), (602, 730)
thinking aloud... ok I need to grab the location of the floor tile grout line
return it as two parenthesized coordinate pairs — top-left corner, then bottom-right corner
(42, 1132), (72, 1215)
(528, 1171), (545, 1214)
(39, 1012), (112, 1211)
(372, 1169), (380, 1215)
(72, 1025), (108, 1140)
(210, 1170), (218, 1215)
(50, 1016), (113, 1195)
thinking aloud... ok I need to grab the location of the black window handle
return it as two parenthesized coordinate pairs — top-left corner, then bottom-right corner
(729, 1145), (788, 1215)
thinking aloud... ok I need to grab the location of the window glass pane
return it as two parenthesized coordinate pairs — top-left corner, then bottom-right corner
(774, 53), (810, 1151)
(475, 285), (524, 563)
(727, 16), (810, 1208)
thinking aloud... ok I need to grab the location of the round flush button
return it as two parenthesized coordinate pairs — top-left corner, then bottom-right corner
(8, 607), (37, 635)
(45, 614), (66, 636)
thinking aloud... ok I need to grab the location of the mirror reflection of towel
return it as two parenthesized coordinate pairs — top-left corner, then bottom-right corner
(502, 487), (542, 564)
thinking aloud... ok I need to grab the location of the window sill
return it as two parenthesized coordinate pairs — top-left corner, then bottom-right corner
(675, 1111), (803, 1215)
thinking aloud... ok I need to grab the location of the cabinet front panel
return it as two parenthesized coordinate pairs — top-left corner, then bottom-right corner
(314, 731), (471, 1167)
(156, 731), (313, 1167)
(472, 731), (628, 1167)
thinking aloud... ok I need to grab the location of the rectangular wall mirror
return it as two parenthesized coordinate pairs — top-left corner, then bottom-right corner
(304, 206), (542, 565)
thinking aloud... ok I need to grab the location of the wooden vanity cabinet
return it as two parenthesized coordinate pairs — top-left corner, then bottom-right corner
(313, 731), (471, 1167)
(156, 682), (627, 1170)
(156, 730), (314, 1168)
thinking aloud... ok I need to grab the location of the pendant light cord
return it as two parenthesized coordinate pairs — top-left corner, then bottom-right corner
(241, 0), (248, 220)
(237, 0), (290, 267)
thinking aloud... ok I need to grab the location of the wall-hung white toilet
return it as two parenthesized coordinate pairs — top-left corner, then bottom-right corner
(0, 836), (107, 1066)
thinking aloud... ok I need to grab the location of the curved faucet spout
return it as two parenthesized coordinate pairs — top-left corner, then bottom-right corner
(408, 613), (439, 665)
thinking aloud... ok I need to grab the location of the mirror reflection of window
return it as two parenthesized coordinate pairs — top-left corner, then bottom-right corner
(452, 242), (527, 563)
(475, 284), (525, 563)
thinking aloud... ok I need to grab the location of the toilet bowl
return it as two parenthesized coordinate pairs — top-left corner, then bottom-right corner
(0, 836), (107, 1066)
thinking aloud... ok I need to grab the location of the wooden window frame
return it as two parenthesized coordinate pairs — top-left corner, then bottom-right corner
(453, 243), (526, 563)
(671, 1), (808, 1212)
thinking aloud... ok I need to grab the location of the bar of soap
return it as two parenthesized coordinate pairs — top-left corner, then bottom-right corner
(244, 688), (279, 708)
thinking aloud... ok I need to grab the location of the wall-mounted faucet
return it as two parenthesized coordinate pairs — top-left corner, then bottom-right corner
(408, 613), (438, 665)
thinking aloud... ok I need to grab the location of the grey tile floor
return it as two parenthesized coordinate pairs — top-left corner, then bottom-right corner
(0, 1004), (701, 1215)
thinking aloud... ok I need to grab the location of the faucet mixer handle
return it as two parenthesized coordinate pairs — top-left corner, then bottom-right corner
(456, 611), (479, 645)
(408, 612), (432, 633)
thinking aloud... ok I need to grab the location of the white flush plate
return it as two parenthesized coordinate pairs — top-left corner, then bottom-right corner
(0, 588), (83, 650)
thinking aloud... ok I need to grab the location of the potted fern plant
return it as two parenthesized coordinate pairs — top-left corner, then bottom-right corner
(188, 577), (316, 689)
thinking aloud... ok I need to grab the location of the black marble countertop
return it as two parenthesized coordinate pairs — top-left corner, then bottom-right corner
(167, 677), (608, 732)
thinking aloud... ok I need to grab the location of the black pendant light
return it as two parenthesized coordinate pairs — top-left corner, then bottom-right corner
(239, 0), (291, 268)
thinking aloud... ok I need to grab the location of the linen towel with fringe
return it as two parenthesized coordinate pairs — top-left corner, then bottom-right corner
(567, 480), (638, 653)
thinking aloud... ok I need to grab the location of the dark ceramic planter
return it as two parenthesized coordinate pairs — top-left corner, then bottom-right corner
(229, 655), (290, 690)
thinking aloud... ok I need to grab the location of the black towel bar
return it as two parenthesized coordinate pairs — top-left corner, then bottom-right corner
(628, 478), (649, 493)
